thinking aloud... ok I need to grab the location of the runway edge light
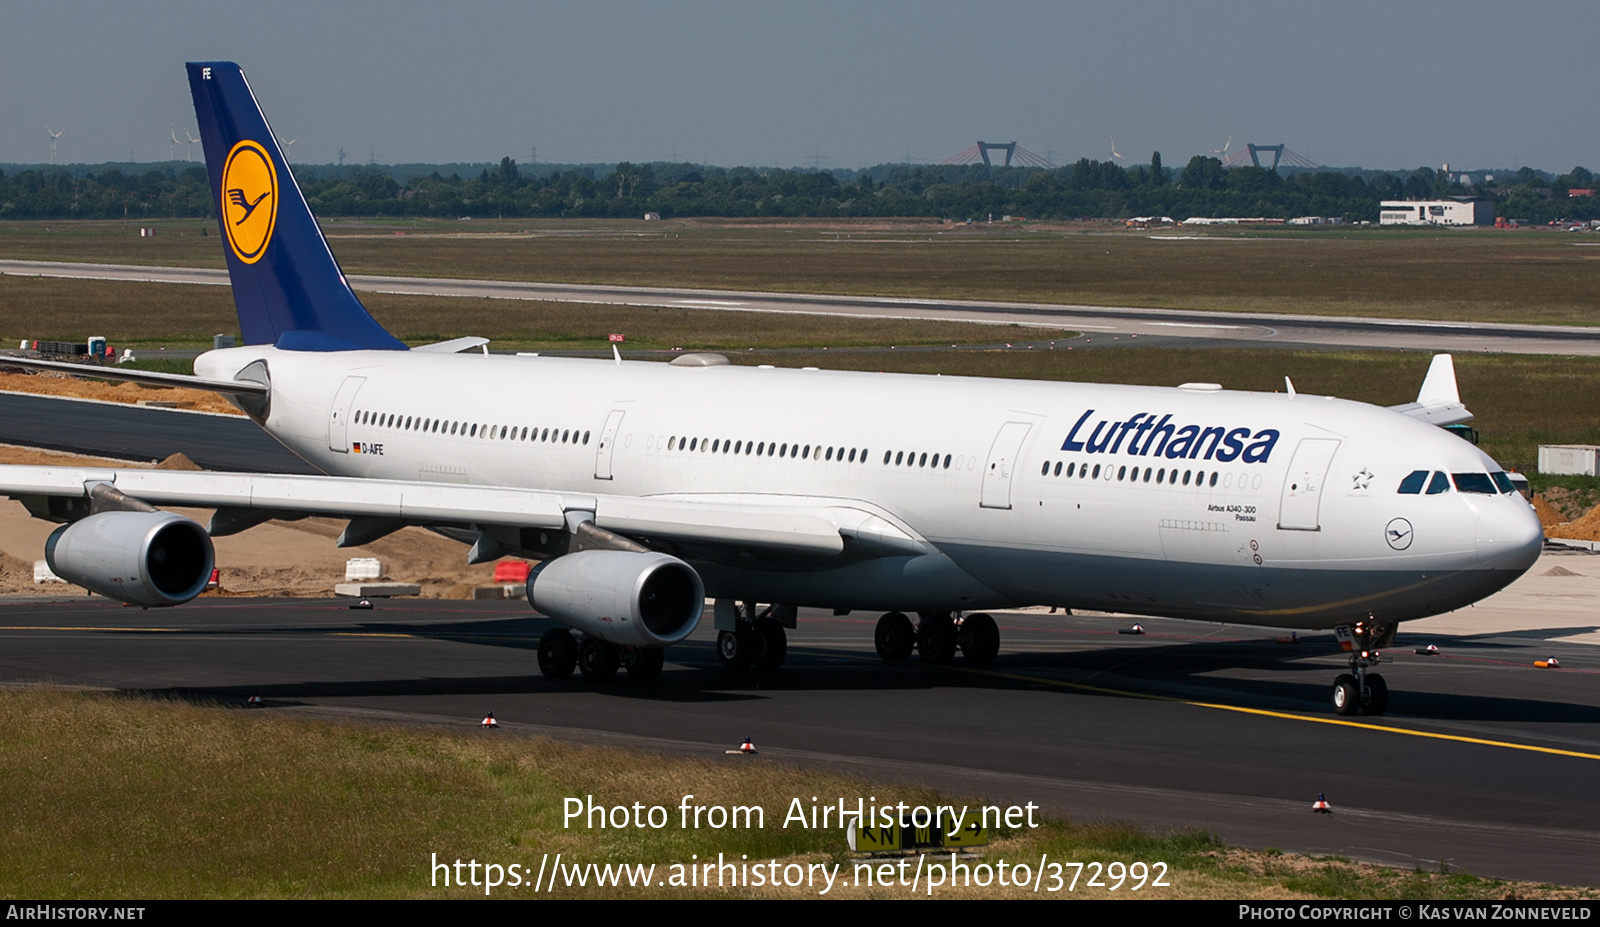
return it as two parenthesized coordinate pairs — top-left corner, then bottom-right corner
(1313, 793), (1333, 814)
(481, 712), (498, 728)
(725, 737), (757, 755)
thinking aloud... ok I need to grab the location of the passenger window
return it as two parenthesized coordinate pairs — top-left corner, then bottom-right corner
(895, 451), (904, 465)
(584, 431), (591, 445)
(1117, 466), (1127, 481)
(1143, 467), (1152, 482)
(883, 450), (891, 465)
(1426, 471), (1450, 494)
(1452, 472), (1496, 494)
(1156, 469), (1165, 484)
(1092, 464), (1100, 479)
(1397, 470), (1428, 494)
(1208, 472), (1217, 487)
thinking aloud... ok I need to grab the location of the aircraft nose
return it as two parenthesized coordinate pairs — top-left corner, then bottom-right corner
(1475, 498), (1544, 571)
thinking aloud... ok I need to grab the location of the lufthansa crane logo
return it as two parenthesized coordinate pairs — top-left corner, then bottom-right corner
(1385, 517), (1414, 551)
(221, 140), (278, 264)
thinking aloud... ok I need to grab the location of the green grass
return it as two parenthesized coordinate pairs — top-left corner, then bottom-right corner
(1, 689), (1590, 900)
(5, 218), (1600, 325)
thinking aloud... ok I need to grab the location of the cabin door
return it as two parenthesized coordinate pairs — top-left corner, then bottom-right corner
(327, 376), (366, 453)
(1277, 438), (1340, 530)
(980, 421), (1033, 509)
(594, 409), (626, 480)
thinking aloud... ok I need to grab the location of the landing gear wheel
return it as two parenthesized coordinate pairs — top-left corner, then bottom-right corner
(624, 647), (665, 682)
(917, 612), (958, 663)
(1332, 673), (1359, 716)
(753, 618), (788, 669)
(958, 613), (1000, 665)
(1361, 673), (1388, 716)
(537, 628), (577, 679)
(875, 612), (915, 662)
(717, 628), (757, 670)
(578, 635), (619, 681)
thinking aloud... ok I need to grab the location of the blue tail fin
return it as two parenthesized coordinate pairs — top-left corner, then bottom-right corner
(187, 62), (406, 352)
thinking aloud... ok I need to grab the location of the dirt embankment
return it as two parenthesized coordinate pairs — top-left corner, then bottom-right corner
(0, 369), (244, 415)
(1531, 486), (1600, 540)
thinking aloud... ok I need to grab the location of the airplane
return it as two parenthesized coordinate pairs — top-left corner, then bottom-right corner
(0, 62), (1543, 716)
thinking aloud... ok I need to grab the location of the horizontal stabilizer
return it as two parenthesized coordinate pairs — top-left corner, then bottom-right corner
(413, 336), (490, 354)
(1387, 353), (1473, 427)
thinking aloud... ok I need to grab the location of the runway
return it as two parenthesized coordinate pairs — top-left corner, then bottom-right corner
(1, 595), (1596, 886)
(6, 259), (1600, 356)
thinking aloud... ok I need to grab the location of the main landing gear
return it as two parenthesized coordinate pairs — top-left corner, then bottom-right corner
(717, 603), (789, 670)
(874, 611), (999, 666)
(537, 628), (665, 683)
(1330, 620), (1395, 716)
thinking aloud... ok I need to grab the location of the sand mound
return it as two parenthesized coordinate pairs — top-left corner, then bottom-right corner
(155, 452), (202, 471)
(1543, 565), (1583, 577)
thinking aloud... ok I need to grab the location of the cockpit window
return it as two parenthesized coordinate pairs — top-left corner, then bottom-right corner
(1491, 471), (1515, 495)
(1452, 472), (1497, 495)
(1426, 471), (1451, 495)
(1397, 470), (1428, 494)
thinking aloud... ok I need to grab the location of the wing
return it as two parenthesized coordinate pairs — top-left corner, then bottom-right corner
(0, 465), (928, 559)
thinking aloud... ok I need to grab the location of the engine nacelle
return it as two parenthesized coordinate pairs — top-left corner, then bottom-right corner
(45, 511), (216, 607)
(526, 550), (703, 647)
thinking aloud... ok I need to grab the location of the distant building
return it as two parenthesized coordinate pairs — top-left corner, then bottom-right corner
(1569, 188), (1595, 198)
(1379, 199), (1493, 226)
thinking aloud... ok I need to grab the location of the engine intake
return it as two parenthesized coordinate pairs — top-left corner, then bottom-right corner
(526, 550), (703, 647)
(46, 511), (216, 607)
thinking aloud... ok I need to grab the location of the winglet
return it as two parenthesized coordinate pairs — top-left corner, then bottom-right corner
(1387, 354), (1473, 426)
(1416, 353), (1460, 407)
(187, 62), (406, 352)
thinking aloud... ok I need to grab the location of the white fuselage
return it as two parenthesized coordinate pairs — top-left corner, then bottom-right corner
(197, 347), (1544, 630)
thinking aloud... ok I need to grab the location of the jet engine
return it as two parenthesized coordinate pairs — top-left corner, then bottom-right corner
(526, 550), (703, 647)
(45, 511), (216, 607)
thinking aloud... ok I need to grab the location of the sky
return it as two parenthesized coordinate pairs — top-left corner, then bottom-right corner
(3, 1), (1595, 173)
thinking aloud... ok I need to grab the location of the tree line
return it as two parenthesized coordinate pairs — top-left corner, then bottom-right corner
(1, 156), (1595, 225)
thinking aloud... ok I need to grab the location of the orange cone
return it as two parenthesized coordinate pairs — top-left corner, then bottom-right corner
(1535, 657), (1561, 669)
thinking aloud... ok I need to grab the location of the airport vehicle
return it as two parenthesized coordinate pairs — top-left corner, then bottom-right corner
(0, 63), (1544, 715)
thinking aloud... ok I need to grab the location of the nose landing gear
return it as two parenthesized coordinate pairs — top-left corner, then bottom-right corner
(1331, 620), (1394, 716)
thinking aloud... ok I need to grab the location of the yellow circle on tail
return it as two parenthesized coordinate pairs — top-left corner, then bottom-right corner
(221, 140), (278, 264)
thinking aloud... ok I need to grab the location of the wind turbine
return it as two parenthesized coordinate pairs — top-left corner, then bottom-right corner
(185, 130), (200, 160)
(1209, 135), (1232, 156)
(46, 127), (63, 165)
(170, 126), (181, 161)
(1109, 135), (1126, 162)
(281, 138), (296, 162)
